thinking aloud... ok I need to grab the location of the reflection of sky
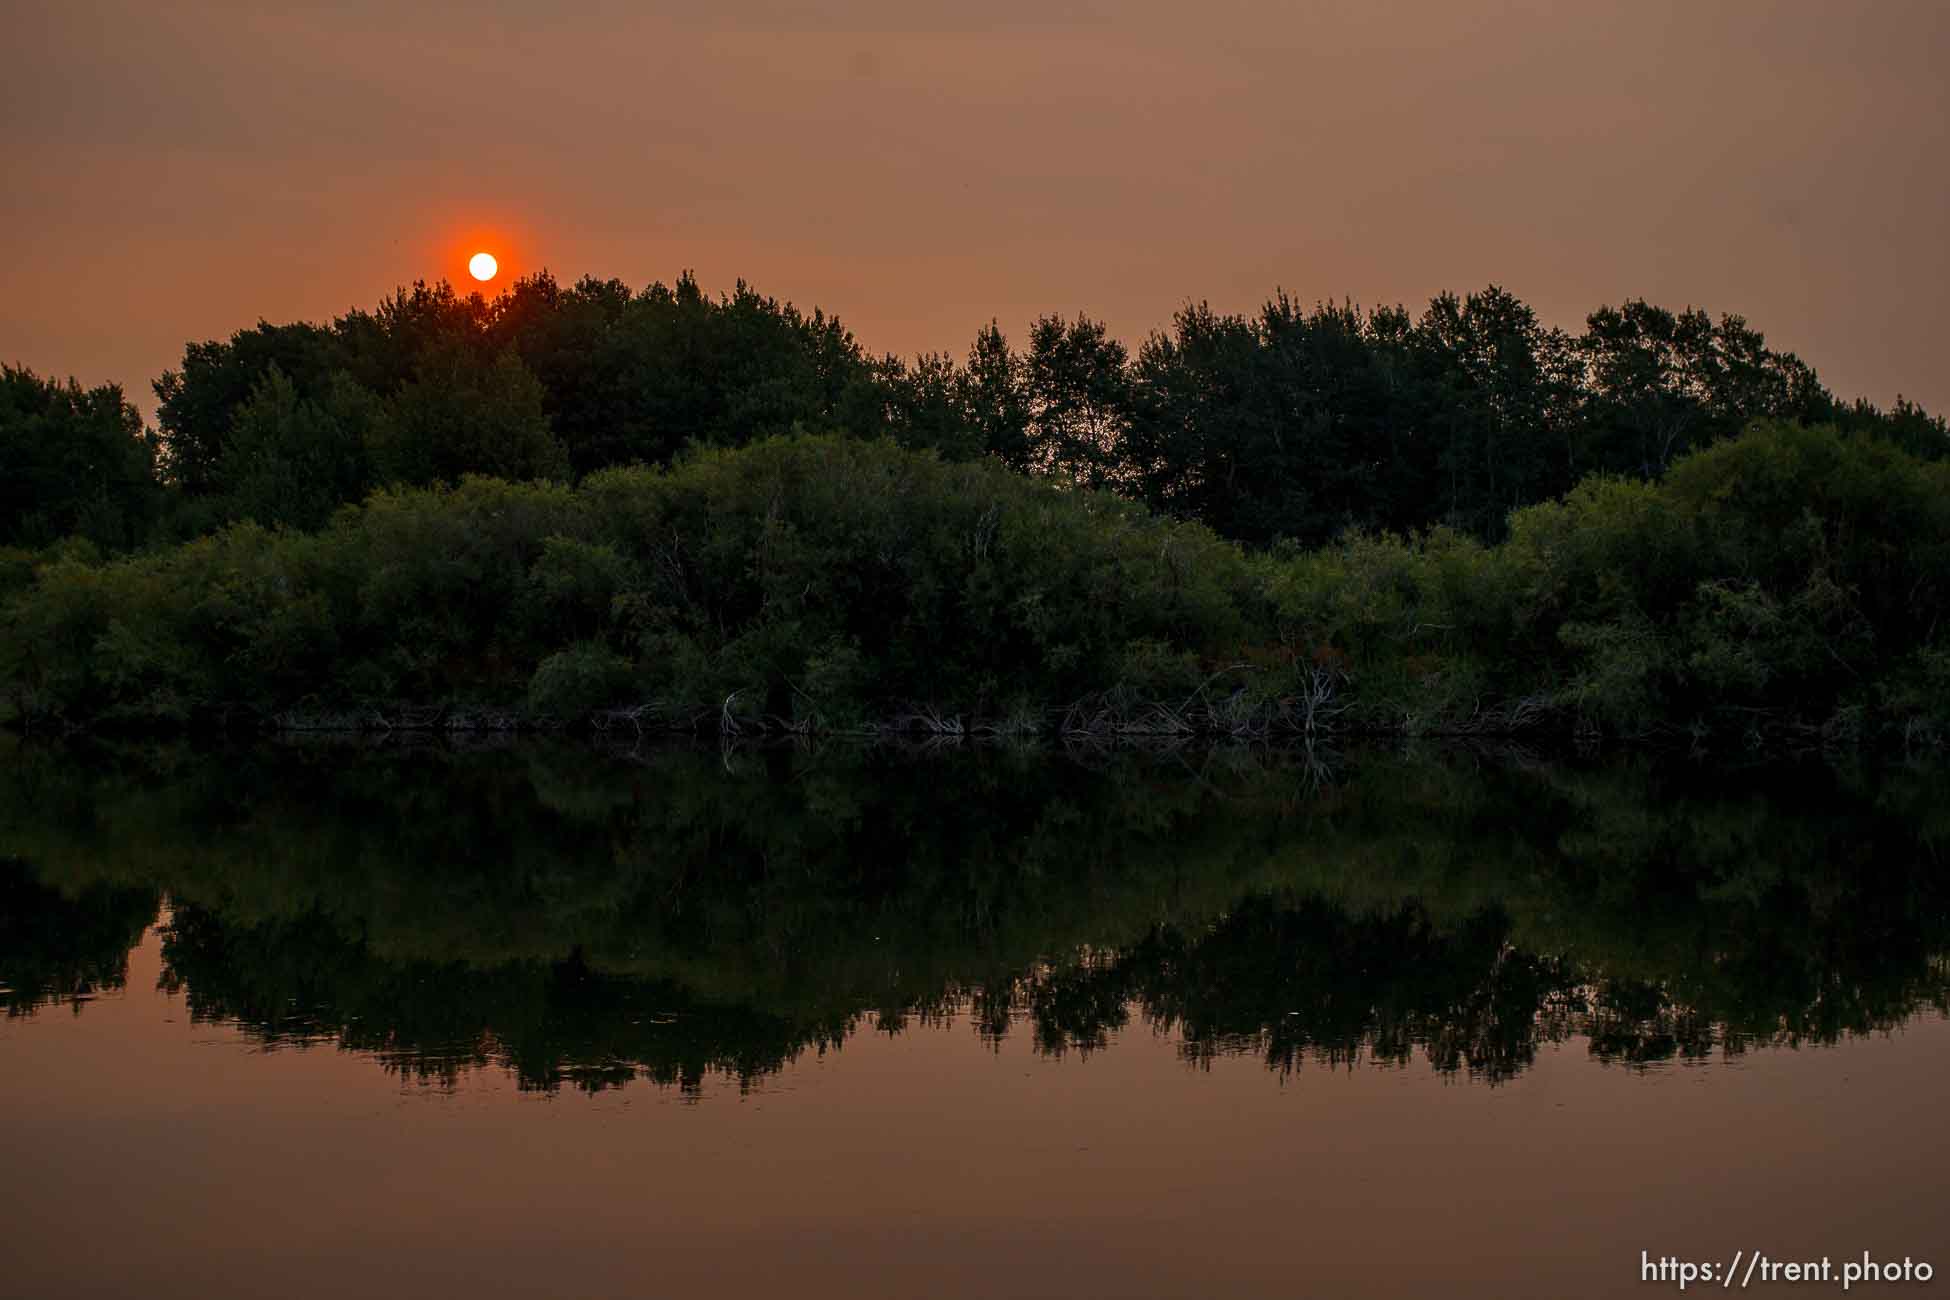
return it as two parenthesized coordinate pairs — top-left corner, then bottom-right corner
(2, 921), (1946, 1299)
(6, 2), (1948, 421)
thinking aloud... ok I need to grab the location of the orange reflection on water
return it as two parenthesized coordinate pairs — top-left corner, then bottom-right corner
(2, 923), (1946, 1299)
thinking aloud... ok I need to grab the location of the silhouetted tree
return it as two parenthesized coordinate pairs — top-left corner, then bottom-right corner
(367, 341), (566, 487)
(1126, 297), (1440, 546)
(130, 273), (1949, 550)
(1574, 301), (1825, 479)
(0, 365), (159, 550)
(1408, 289), (1567, 534)
(216, 366), (378, 530)
(154, 321), (347, 496)
(880, 351), (985, 461)
(1024, 313), (1131, 488)
(964, 321), (1033, 470)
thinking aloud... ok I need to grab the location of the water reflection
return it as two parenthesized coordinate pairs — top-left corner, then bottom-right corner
(2, 738), (1945, 1092)
(0, 863), (156, 1016)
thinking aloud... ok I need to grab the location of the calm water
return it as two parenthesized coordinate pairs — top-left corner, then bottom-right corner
(3, 737), (1947, 1298)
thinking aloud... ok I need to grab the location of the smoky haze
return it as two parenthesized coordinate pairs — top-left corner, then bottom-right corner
(4, 0), (1946, 416)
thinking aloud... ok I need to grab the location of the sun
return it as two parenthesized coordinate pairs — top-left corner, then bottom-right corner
(468, 251), (498, 282)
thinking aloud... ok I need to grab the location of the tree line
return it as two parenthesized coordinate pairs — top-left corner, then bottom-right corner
(5, 421), (1946, 741)
(6, 273), (1948, 741)
(6, 272), (1945, 554)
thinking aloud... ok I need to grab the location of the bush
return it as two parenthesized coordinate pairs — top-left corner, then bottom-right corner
(527, 643), (635, 719)
(1, 435), (1257, 727)
(3, 422), (1944, 741)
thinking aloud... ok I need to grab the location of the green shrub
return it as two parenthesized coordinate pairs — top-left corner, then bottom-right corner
(3, 422), (1944, 740)
(527, 643), (635, 719)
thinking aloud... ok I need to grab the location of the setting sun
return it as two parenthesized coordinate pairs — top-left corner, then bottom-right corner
(468, 251), (498, 282)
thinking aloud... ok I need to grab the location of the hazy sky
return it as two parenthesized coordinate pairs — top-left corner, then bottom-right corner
(6, 0), (1947, 416)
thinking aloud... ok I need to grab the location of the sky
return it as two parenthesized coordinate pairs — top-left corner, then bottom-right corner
(5, 0), (1947, 417)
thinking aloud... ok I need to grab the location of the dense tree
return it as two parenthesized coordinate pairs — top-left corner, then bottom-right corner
(1828, 394), (1950, 462)
(215, 367), (379, 531)
(879, 351), (985, 462)
(1022, 313), (1132, 489)
(504, 273), (884, 470)
(963, 322), (1034, 470)
(1125, 303), (1272, 534)
(0, 366), (159, 550)
(1124, 298), (1440, 546)
(154, 321), (346, 496)
(366, 342), (566, 487)
(34, 271), (1950, 553)
(153, 273), (889, 527)
(6, 422), (1946, 742)
(1412, 287), (1579, 536)
(1575, 301), (1828, 477)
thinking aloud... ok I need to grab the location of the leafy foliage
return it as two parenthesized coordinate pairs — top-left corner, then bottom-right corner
(8, 264), (1949, 742)
(152, 274), (882, 529)
(1, 435), (1255, 726)
(137, 273), (1947, 545)
(3, 421), (1944, 740)
(0, 366), (159, 550)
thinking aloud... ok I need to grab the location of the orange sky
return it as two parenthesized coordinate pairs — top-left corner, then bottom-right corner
(5, 0), (1947, 417)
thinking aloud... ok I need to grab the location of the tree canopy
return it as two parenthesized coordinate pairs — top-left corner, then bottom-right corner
(0, 366), (158, 551)
(119, 273), (1948, 548)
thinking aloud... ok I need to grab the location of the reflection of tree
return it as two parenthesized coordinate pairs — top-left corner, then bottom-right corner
(156, 905), (852, 1094)
(0, 858), (159, 1016)
(5, 740), (1948, 1090)
(1018, 888), (1950, 1080)
(1019, 899), (1577, 1082)
(139, 877), (1950, 1095)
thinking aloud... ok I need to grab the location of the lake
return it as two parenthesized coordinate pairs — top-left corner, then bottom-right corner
(2, 736), (1946, 1298)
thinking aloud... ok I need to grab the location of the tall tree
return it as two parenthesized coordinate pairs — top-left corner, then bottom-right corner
(1024, 313), (1131, 490)
(1, 366), (159, 549)
(964, 323), (1033, 471)
(367, 342), (567, 487)
(1128, 302), (1284, 538)
(216, 367), (379, 531)
(154, 321), (345, 496)
(1413, 287), (1571, 537)
(880, 351), (985, 462)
